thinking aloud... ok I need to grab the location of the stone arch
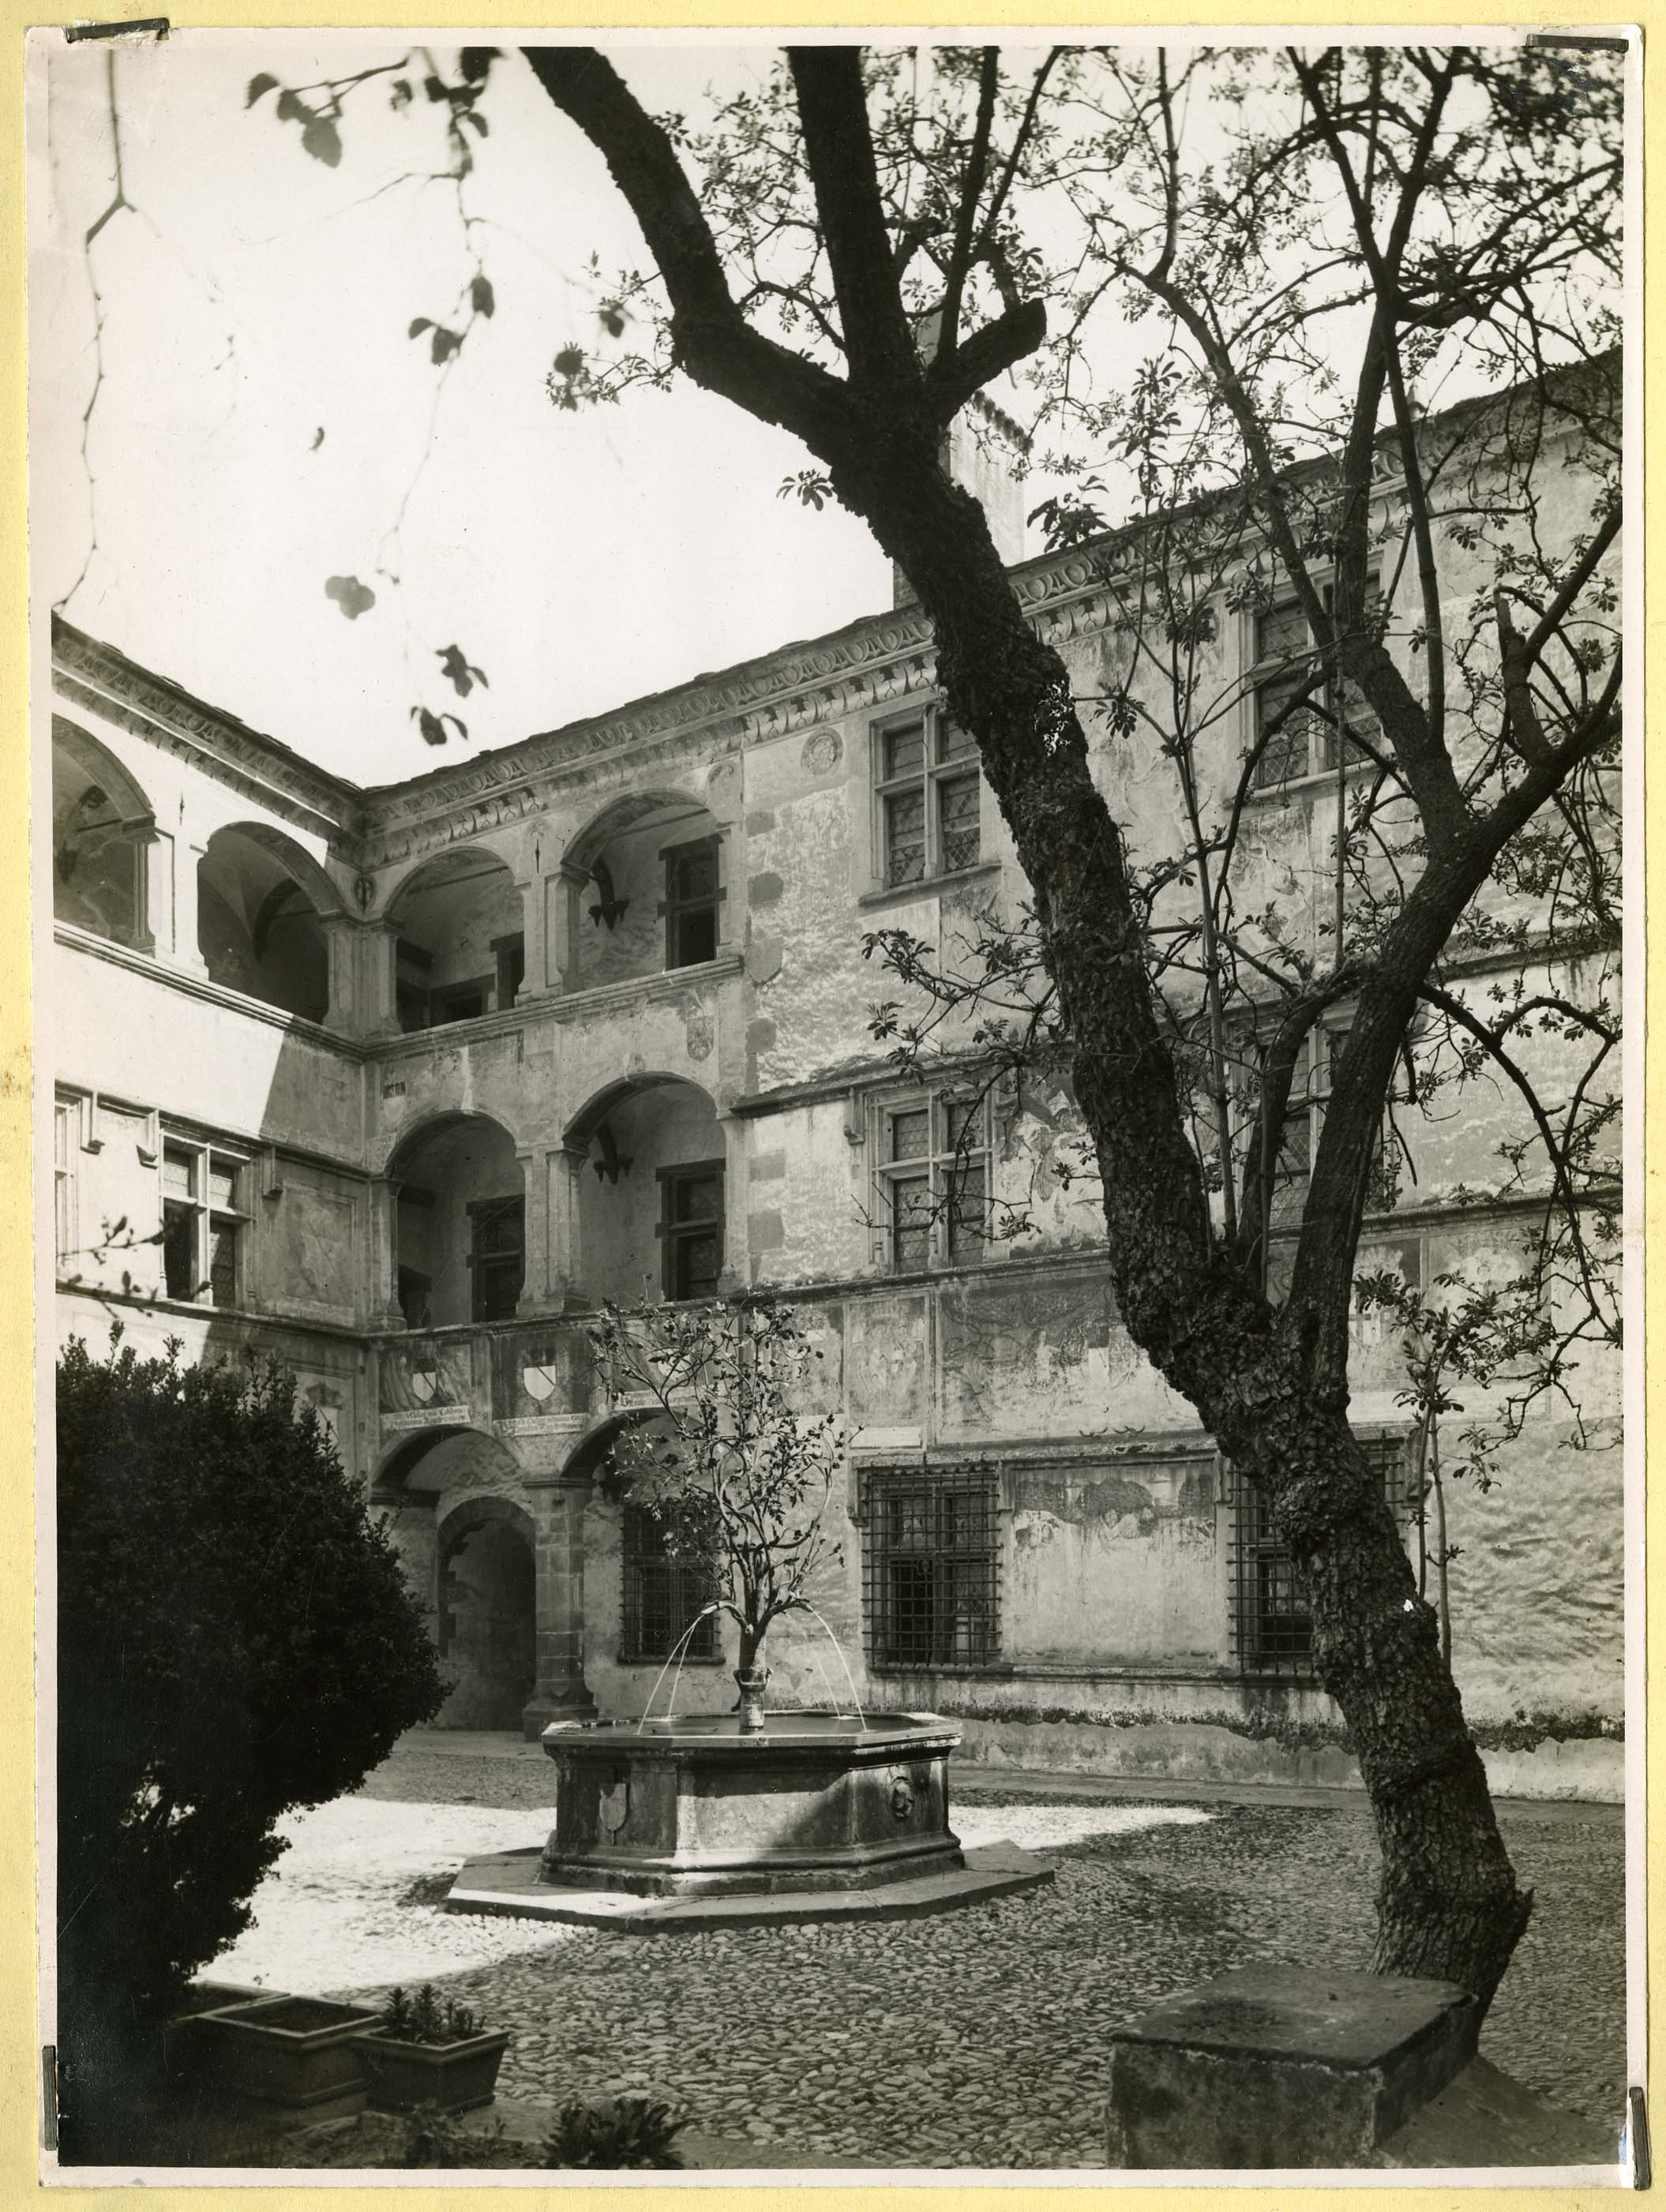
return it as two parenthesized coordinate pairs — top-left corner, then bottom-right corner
(51, 718), (155, 944)
(558, 788), (726, 990)
(385, 841), (524, 1029)
(383, 1104), (523, 1182)
(434, 1494), (537, 1730)
(210, 820), (349, 919)
(52, 717), (153, 828)
(439, 1491), (536, 1537)
(197, 823), (337, 1019)
(370, 1423), (515, 1504)
(558, 1404), (670, 1490)
(561, 1075), (729, 1306)
(561, 786), (707, 879)
(562, 1070), (717, 1152)
(385, 1109), (526, 1329)
(383, 837), (518, 921)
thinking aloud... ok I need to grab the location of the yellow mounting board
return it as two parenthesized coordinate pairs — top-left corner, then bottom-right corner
(4, 11), (1656, 2212)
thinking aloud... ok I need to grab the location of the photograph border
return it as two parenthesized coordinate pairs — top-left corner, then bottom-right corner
(9, 8), (1657, 2209)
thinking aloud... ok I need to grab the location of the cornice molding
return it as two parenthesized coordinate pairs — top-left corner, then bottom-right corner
(50, 354), (1612, 883)
(355, 542), (1133, 868)
(51, 620), (364, 846)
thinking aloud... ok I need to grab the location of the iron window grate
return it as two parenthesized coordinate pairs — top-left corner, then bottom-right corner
(1228, 1435), (1411, 1680)
(863, 1466), (1001, 1670)
(621, 1503), (719, 1661)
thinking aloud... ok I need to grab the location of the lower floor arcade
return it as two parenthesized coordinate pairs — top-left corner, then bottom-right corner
(55, 1235), (1626, 1756)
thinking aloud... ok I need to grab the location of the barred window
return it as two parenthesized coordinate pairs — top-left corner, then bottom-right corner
(621, 1502), (719, 1661)
(1229, 1436), (1410, 1678)
(877, 1094), (989, 1272)
(875, 709), (981, 887)
(162, 1138), (247, 1308)
(864, 1467), (1000, 1670)
(1251, 579), (1381, 790)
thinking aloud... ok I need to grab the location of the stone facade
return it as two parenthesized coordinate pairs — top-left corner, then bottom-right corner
(46, 433), (1623, 1765)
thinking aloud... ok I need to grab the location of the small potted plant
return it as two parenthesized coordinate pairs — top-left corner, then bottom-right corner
(355, 1985), (511, 2115)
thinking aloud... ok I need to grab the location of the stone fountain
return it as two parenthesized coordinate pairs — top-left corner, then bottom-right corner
(538, 1708), (964, 1898)
(444, 1298), (1053, 1926)
(445, 1706), (1053, 1927)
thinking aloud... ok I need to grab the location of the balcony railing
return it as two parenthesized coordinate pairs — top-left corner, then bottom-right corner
(374, 1315), (600, 1433)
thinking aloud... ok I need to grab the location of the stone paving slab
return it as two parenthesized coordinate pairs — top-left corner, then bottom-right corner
(446, 1840), (1054, 1928)
(1374, 2056), (1616, 2169)
(208, 1749), (1624, 2171)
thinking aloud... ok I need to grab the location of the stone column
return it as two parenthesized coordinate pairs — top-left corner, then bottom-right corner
(514, 1147), (568, 1317)
(549, 864), (589, 992)
(140, 828), (175, 956)
(515, 872), (550, 1003)
(321, 917), (359, 1033)
(170, 839), (212, 977)
(715, 1104), (746, 1296)
(547, 1144), (587, 1308)
(366, 1177), (405, 1329)
(715, 829), (739, 959)
(522, 1474), (598, 1737)
(323, 918), (400, 1038)
(126, 826), (159, 954)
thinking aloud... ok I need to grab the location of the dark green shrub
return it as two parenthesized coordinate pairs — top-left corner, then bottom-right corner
(380, 1985), (482, 2045)
(55, 1331), (446, 2156)
(542, 2095), (688, 2169)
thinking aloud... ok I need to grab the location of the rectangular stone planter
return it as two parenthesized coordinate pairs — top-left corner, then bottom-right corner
(162, 1981), (274, 2079)
(355, 2028), (511, 2114)
(195, 1995), (381, 2124)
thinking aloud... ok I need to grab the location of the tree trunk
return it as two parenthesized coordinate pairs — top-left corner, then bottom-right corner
(517, 41), (1535, 2014)
(834, 437), (1533, 2008)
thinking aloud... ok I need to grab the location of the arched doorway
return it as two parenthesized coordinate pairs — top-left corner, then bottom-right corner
(436, 1498), (537, 1730)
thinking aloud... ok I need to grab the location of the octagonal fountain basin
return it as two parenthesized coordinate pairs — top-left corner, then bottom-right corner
(538, 1711), (962, 1899)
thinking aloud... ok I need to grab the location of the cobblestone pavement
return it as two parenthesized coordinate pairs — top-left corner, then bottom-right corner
(216, 1746), (1627, 2171)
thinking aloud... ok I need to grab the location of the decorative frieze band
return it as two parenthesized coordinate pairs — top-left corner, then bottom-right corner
(51, 625), (360, 841)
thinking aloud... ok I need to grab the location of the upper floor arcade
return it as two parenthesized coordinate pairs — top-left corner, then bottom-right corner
(50, 352), (1612, 1285)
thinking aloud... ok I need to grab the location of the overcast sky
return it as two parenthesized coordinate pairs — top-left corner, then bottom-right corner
(35, 35), (909, 785)
(34, 32), (1575, 789)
